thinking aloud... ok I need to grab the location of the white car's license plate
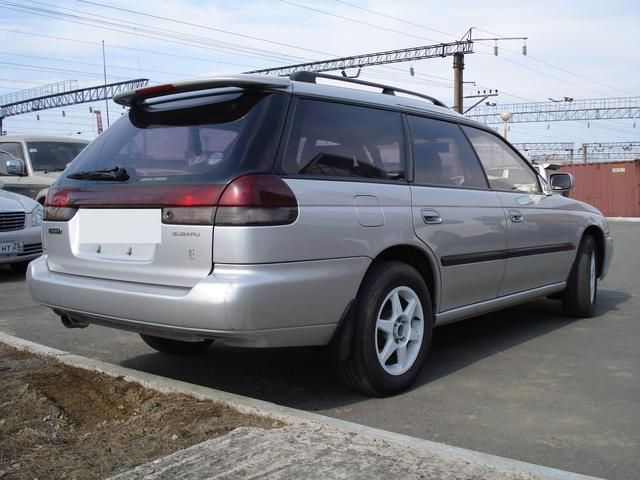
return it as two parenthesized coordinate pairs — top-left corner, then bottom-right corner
(0, 240), (24, 254)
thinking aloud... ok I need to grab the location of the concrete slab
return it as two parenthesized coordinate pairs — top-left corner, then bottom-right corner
(1, 332), (600, 480)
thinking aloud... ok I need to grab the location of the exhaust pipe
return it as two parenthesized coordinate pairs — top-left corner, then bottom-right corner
(57, 312), (89, 329)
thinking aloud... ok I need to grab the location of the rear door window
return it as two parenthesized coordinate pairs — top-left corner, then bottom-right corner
(408, 116), (487, 189)
(61, 91), (286, 186)
(282, 99), (405, 181)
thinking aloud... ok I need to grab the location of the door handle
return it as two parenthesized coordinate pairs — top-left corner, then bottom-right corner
(509, 209), (524, 223)
(421, 209), (442, 224)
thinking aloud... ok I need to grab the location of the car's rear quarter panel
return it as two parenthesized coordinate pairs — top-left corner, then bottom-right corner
(212, 179), (419, 264)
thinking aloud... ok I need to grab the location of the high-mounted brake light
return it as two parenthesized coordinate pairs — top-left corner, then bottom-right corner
(135, 84), (177, 97)
(215, 175), (298, 226)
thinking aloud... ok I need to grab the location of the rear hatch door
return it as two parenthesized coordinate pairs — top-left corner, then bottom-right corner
(45, 89), (287, 287)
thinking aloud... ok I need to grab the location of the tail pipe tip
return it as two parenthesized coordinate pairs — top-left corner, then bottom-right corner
(57, 312), (89, 329)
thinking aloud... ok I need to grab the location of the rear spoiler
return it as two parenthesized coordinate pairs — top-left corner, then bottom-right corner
(113, 75), (291, 107)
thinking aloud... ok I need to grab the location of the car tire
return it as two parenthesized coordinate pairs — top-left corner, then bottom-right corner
(334, 261), (432, 396)
(10, 261), (30, 274)
(562, 235), (598, 318)
(140, 334), (213, 355)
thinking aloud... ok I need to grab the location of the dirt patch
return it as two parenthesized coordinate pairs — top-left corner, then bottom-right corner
(0, 343), (283, 479)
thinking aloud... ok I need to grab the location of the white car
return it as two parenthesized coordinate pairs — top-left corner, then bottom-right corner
(0, 186), (43, 272)
(0, 135), (89, 203)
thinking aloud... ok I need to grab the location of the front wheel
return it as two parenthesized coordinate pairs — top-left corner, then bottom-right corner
(334, 261), (432, 396)
(140, 334), (213, 355)
(563, 235), (598, 317)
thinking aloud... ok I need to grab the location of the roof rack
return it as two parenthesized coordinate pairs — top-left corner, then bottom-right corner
(289, 71), (449, 109)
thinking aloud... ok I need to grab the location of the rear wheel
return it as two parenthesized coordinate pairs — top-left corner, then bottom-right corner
(140, 334), (213, 355)
(563, 235), (598, 317)
(334, 261), (432, 396)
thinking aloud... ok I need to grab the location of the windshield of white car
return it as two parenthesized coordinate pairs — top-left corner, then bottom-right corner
(27, 142), (88, 172)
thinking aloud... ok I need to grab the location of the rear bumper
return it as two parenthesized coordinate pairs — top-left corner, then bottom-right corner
(27, 255), (369, 347)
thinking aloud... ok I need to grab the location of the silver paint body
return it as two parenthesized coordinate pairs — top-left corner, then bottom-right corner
(27, 76), (613, 347)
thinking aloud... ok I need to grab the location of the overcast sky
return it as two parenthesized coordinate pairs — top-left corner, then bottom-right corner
(0, 0), (638, 152)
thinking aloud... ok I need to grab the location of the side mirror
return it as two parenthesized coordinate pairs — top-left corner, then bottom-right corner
(5, 158), (27, 176)
(549, 172), (574, 193)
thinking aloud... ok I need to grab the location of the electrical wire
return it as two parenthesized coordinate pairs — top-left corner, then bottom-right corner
(0, 2), (311, 65)
(332, 0), (457, 40)
(279, 0), (441, 43)
(0, 51), (193, 78)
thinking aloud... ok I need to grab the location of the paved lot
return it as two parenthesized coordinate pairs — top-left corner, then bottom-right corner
(1, 222), (637, 479)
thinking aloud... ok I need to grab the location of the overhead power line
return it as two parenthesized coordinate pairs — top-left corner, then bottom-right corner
(0, 27), (258, 71)
(0, 1), (310, 65)
(318, 3), (635, 98)
(280, 0), (441, 43)
(332, 0), (455, 40)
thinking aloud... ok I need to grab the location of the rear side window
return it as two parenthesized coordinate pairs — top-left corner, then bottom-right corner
(462, 126), (540, 193)
(282, 99), (405, 181)
(408, 116), (487, 189)
(61, 91), (286, 186)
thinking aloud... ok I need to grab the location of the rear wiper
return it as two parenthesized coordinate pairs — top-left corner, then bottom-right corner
(67, 166), (129, 181)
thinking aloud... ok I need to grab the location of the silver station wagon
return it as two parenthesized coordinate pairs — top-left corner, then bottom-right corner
(27, 72), (613, 395)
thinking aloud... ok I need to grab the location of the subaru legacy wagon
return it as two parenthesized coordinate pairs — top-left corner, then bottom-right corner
(27, 72), (613, 395)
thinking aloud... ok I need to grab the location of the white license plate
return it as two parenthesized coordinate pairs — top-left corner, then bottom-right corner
(0, 240), (23, 254)
(77, 209), (161, 244)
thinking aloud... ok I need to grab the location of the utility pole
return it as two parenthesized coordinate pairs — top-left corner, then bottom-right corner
(249, 28), (525, 113)
(453, 53), (464, 114)
(102, 40), (110, 128)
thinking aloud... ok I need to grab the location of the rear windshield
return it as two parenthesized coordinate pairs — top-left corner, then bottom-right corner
(27, 142), (88, 172)
(60, 91), (286, 186)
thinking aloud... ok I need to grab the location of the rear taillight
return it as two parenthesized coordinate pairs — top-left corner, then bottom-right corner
(44, 189), (77, 221)
(215, 175), (298, 226)
(44, 207), (78, 222)
(45, 185), (222, 208)
(42, 178), (297, 226)
(44, 185), (223, 224)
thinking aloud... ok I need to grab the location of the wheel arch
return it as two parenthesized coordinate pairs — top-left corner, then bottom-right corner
(330, 243), (440, 363)
(373, 244), (439, 314)
(582, 225), (605, 277)
(35, 187), (49, 205)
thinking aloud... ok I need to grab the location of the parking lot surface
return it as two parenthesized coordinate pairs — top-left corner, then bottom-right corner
(1, 222), (637, 479)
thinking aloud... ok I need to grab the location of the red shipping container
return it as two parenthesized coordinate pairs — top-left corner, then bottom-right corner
(560, 160), (640, 217)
